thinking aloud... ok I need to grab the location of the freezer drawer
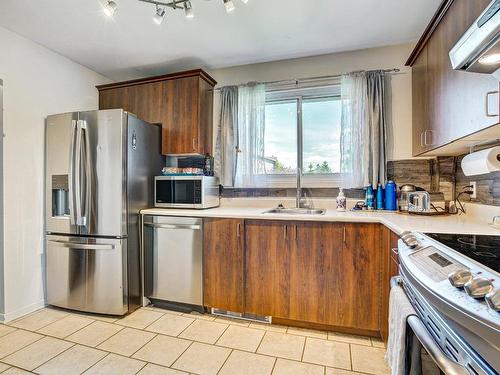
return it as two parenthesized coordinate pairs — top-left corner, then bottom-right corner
(143, 216), (203, 307)
(46, 235), (128, 315)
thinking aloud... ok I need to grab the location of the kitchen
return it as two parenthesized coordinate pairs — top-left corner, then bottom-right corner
(0, 0), (499, 374)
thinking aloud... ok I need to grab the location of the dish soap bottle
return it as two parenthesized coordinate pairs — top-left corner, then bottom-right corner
(336, 188), (347, 212)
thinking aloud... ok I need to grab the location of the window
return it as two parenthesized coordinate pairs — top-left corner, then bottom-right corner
(262, 83), (342, 187)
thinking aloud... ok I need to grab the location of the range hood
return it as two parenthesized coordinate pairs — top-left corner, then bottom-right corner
(449, 0), (500, 80)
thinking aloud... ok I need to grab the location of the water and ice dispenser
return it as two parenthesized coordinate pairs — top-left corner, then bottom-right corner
(51, 174), (69, 217)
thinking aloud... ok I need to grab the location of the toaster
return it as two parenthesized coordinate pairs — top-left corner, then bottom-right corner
(408, 191), (446, 214)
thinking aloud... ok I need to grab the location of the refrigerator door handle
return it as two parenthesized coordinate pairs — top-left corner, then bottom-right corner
(81, 120), (92, 229)
(68, 120), (78, 226)
(74, 120), (85, 226)
(48, 240), (115, 251)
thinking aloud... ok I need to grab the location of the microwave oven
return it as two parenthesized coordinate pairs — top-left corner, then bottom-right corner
(154, 176), (220, 209)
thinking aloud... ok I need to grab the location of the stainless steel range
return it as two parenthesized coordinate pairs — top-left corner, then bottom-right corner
(397, 231), (499, 375)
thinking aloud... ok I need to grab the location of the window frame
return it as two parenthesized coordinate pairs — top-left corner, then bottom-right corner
(260, 83), (343, 188)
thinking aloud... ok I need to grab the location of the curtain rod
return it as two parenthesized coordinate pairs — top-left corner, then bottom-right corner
(214, 68), (401, 91)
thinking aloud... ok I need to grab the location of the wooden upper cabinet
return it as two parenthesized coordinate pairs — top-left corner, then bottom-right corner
(244, 220), (290, 319)
(97, 69), (216, 155)
(408, 0), (499, 156)
(203, 218), (244, 312)
(333, 223), (382, 331)
(289, 222), (342, 325)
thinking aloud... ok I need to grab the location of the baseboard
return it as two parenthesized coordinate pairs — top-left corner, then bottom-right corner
(0, 299), (46, 323)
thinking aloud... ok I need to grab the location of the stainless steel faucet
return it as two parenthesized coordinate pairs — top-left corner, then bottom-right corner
(296, 168), (302, 208)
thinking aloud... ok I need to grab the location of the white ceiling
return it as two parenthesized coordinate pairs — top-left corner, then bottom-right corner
(0, 0), (439, 81)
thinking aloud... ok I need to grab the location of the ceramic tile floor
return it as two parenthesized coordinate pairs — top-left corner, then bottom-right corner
(0, 307), (390, 375)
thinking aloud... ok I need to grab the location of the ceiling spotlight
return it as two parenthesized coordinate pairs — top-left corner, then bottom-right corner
(479, 53), (500, 65)
(241, 0), (248, 3)
(184, 1), (194, 18)
(153, 5), (166, 24)
(103, 0), (117, 16)
(223, 0), (235, 13)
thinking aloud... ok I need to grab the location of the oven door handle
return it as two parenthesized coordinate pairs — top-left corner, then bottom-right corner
(407, 316), (470, 375)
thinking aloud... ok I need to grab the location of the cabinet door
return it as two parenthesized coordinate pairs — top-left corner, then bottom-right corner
(245, 220), (290, 318)
(380, 229), (400, 341)
(161, 76), (200, 154)
(289, 222), (342, 324)
(203, 218), (244, 312)
(333, 223), (381, 331)
(412, 45), (429, 156)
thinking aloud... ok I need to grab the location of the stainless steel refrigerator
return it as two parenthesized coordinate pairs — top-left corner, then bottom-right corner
(45, 109), (163, 315)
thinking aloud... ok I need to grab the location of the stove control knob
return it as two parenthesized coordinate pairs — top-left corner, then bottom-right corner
(448, 269), (473, 288)
(485, 290), (500, 312)
(464, 278), (494, 299)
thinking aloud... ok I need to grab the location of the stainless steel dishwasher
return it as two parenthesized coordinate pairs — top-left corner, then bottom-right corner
(143, 215), (203, 311)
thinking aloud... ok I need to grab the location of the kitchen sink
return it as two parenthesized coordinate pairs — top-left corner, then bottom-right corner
(263, 207), (326, 215)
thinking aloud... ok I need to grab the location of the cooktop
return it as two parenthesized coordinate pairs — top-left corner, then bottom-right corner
(425, 233), (500, 273)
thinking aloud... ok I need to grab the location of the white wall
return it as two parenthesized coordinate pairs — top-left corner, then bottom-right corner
(0, 26), (111, 321)
(208, 43), (413, 161)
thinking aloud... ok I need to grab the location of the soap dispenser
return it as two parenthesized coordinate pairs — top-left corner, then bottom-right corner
(336, 188), (347, 212)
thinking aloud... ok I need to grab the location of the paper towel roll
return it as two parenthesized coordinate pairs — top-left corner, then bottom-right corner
(461, 146), (500, 176)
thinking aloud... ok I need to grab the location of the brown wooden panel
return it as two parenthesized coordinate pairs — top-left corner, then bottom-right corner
(161, 76), (200, 154)
(412, 45), (428, 156)
(203, 218), (244, 312)
(198, 78), (214, 155)
(332, 223), (381, 331)
(289, 222), (342, 325)
(244, 220), (290, 318)
(380, 228), (400, 342)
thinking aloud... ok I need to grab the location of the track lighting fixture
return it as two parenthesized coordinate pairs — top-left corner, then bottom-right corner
(184, 1), (194, 19)
(103, 0), (117, 16)
(223, 0), (235, 13)
(153, 5), (166, 24)
(119, 0), (248, 24)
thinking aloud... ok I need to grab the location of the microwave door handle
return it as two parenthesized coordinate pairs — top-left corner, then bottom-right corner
(407, 316), (469, 375)
(68, 120), (77, 226)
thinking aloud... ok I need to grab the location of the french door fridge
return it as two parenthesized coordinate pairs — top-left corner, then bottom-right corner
(45, 109), (163, 315)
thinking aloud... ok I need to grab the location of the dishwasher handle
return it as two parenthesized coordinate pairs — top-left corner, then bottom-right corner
(144, 223), (201, 230)
(48, 240), (115, 251)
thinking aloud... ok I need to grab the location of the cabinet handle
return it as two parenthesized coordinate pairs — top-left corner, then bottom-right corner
(420, 132), (425, 147)
(236, 222), (241, 238)
(283, 225), (287, 239)
(391, 247), (399, 256)
(192, 138), (197, 151)
(423, 130), (433, 146)
(343, 226), (346, 243)
(294, 225), (297, 241)
(486, 91), (499, 117)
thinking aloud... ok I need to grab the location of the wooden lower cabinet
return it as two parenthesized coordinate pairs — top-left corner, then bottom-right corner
(380, 228), (401, 341)
(203, 218), (244, 312)
(332, 223), (382, 331)
(244, 220), (290, 318)
(203, 218), (391, 336)
(290, 222), (342, 324)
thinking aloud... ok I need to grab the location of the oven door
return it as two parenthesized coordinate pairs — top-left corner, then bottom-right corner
(155, 178), (202, 207)
(405, 315), (469, 375)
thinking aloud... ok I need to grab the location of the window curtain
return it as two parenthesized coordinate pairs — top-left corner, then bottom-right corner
(214, 86), (239, 186)
(234, 83), (266, 187)
(340, 70), (387, 188)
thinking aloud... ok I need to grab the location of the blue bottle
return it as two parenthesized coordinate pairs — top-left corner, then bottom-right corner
(366, 185), (375, 210)
(385, 181), (398, 211)
(376, 184), (384, 210)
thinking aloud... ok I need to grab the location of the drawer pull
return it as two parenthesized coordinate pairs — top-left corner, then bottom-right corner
(486, 91), (499, 117)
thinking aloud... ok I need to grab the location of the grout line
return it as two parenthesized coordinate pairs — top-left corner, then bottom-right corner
(31, 341), (76, 373)
(126, 332), (158, 358)
(83, 351), (112, 374)
(169, 340), (195, 371)
(349, 343), (353, 371)
(215, 348), (233, 375)
(300, 336), (307, 362)
(133, 359), (148, 375)
(254, 330), (269, 354)
(269, 356), (278, 374)
(36, 319), (95, 340)
(0, 329), (46, 360)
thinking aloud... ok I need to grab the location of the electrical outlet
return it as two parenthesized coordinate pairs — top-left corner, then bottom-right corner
(470, 181), (477, 199)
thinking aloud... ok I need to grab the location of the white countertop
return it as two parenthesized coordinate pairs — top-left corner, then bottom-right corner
(141, 198), (500, 236)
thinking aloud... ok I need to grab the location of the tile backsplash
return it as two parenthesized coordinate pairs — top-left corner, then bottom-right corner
(220, 156), (500, 207)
